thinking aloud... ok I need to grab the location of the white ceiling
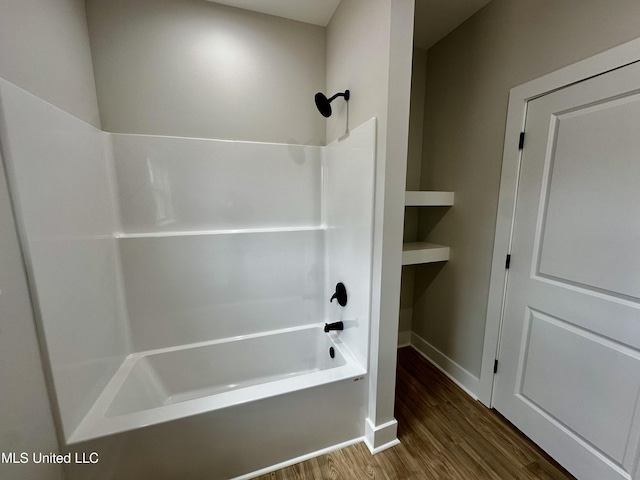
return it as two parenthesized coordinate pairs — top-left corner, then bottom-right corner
(207, 0), (491, 48)
(207, 0), (342, 26)
(414, 0), (492, 49)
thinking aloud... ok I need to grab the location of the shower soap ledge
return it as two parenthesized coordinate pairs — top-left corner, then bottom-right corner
(116, 225), (326, 239)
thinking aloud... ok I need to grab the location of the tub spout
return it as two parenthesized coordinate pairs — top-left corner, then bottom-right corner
(324, 321), (344, 333)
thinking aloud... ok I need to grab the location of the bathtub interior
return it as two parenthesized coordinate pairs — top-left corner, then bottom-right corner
(69, 326), (365, 444)
(0, 78), (376, 445)
(106, 327), (348, 418)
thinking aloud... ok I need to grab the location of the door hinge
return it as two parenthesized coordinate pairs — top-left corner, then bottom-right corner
(505, 254), (511, 269)
(518, 132), (525, 150)
(494, 359), (499, 374)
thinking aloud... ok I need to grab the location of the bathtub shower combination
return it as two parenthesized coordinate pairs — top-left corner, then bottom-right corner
(0, 78), (376, 479)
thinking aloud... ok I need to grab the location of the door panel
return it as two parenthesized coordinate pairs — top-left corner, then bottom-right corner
(537, 95), (640, 299)
(494, 61), (640, 480)
(518, 308), (640, 463)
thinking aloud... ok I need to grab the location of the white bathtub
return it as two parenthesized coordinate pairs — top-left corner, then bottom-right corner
(68, 325), (365, 444)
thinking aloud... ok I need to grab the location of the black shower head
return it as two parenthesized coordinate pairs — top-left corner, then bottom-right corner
(314, 90), (350, 118)
(314, 93), (332, 117)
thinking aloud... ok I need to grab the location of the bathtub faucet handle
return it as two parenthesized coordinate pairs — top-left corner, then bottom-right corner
(324, 321), (344, 333)
(330, 282), (347, 307)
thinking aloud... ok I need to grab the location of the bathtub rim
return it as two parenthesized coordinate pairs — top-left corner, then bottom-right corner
(67, 323), (366, 445)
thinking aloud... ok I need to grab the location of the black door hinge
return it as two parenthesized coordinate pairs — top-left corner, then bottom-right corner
(518, 132), (525, 150)
(494, 359), (498, 374)
(505, 254), (511, 269)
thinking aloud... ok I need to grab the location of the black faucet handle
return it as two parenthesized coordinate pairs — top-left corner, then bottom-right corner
(330, 282), (347, 307)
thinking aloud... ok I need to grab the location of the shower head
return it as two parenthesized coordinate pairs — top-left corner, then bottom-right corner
(314, 90), (350, 118)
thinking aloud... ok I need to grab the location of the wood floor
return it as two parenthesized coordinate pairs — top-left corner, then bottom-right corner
(254, 347), (575, 480)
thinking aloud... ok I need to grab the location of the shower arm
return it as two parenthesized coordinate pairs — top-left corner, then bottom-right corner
(327, 92), (346, 102)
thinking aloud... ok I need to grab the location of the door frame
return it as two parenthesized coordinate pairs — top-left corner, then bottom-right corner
(478, 37), (640, 407)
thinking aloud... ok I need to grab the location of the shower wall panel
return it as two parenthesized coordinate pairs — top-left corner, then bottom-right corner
(111, 134), (322, 233)
(111, 133), (325, 350)
(0, 79), (130, 439)
(119, 230), (324, 351)
(323, 118), (376, 368)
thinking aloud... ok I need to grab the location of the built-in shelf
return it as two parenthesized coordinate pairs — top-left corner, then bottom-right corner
(402, 242), (450, 266)
(402, 191), (453, 265)
(405, 191), (454, 207)
(116, 225), (326, 239)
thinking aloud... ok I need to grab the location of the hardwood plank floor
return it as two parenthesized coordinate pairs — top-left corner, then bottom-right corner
(253, 347), (574, 480)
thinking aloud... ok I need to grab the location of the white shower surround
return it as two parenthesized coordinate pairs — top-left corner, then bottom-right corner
(0, 77), (377, 478)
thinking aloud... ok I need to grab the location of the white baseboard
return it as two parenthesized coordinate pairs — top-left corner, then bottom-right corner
(397, 330), (411, 348)
(364, 436), (401, 455)
(233, 436), (364, 479)
(364, 417), (400, 454)
(410, 332), (480, 400)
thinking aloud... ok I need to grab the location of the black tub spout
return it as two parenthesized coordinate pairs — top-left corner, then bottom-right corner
(324, 321), (344, 333)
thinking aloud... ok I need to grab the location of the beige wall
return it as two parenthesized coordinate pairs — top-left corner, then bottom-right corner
(406, 48), (427, 193)
(325, 0), (390, 144)
(86, 0), (326, 145)
(399, 48), (428, 343)
(327, 0), (414, 442)
(0, 0), (101, 127)
(413, 0), (640, 382)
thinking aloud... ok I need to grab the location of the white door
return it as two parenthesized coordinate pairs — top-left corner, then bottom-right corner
(493, 61), (640, 480)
